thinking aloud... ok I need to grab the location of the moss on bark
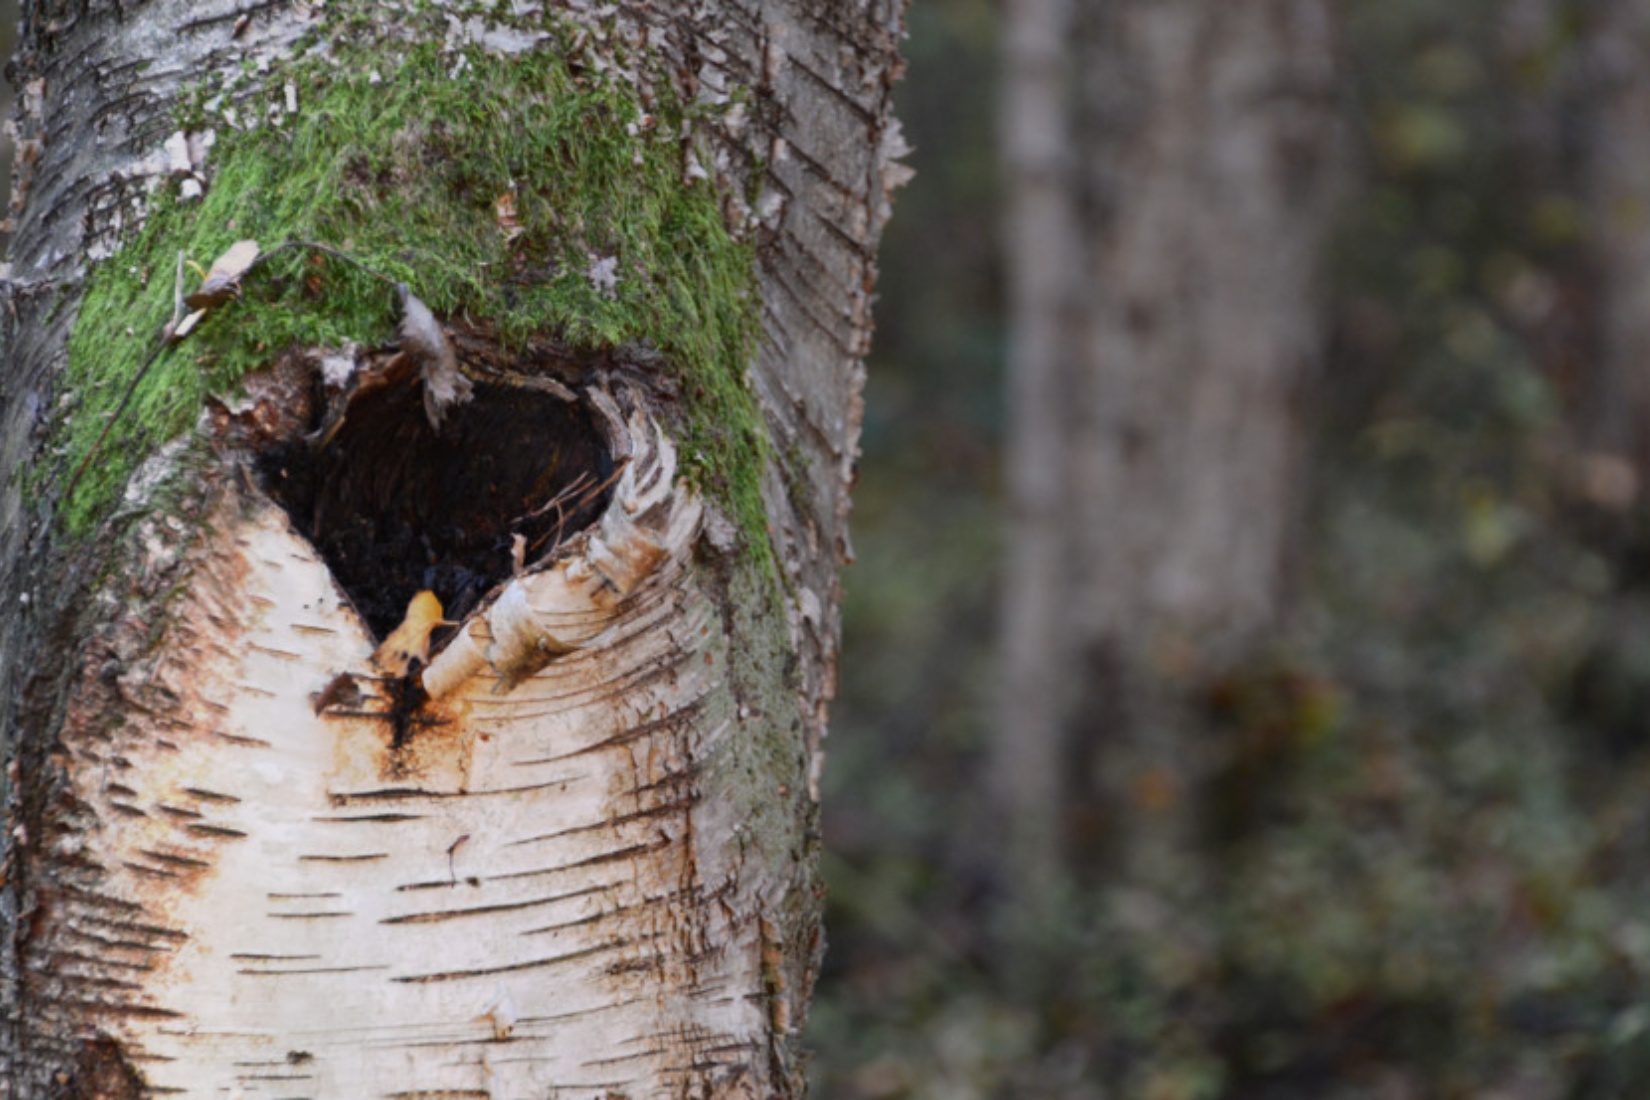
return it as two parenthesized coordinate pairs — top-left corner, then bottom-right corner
(54, 6), (767, 560)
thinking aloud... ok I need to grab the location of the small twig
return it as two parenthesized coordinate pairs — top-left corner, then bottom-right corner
(257, 239), (403, 290)
(525, 470), (594, 524)
(522, 474), (589, 557)
(525, 460), (629, 522)
(522, 460), (630, 558)
(171, 250), (185, 329)
(62, 332), (174, 508)
(573, 461), (628, 510)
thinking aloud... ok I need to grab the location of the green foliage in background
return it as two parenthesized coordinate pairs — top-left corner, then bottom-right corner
(811, 1), (1650, 1097)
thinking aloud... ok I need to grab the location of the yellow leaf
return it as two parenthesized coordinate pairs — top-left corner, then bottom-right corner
(371, 591), (453, 678)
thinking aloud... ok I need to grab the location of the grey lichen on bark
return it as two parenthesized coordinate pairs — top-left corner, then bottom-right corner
(0, 0), (906, 1095)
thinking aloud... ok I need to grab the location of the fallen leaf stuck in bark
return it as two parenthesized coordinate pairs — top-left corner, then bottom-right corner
(396, 283), (473, 431)
(371, 590), (454, 678)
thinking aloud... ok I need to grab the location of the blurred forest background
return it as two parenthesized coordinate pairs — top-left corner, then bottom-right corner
(808, 1), (1650, 1098)
(6, 1), (1650, 1097)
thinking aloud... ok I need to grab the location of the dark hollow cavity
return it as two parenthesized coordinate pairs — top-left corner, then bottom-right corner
(260, 376), (613, 638)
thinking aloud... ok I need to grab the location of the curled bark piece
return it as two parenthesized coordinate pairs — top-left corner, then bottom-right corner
(422, 393), (702, 698)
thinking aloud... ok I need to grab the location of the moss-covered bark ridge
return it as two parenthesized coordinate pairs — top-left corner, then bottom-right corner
(56, 5), (766, 548)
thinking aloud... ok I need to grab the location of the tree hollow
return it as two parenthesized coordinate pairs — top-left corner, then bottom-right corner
(257, 358), (613, 637)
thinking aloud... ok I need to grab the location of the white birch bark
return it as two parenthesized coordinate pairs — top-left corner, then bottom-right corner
(0, 1), (906, 1095)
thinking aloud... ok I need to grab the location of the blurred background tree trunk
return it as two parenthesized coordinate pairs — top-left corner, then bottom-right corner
(796, 0), (1650, 1093)
(996, 0), (1344, 888)
(997, 0), (1079, 895)
(1572, 0), (1650, 526)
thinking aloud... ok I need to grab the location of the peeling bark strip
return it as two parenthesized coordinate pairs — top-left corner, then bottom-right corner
(0, 1), (906, 1096)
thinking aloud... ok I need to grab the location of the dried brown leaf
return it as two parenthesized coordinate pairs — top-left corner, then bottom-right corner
(397, 284), (473, 431)
(184, 238), (260, 310)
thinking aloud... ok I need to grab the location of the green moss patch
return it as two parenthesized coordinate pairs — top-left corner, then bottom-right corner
(56, 13), (765, 553)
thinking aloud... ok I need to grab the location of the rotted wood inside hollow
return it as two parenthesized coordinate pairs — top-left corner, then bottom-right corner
(257, 360), (613, 639)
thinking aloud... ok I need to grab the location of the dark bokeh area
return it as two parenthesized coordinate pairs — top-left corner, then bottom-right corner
(811, 2), (1650, 1098)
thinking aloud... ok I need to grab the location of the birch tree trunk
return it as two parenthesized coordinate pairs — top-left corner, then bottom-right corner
(0, 1), (904, 1096)
(996, 0), (1341, 881)
(1574, 0), (1650, 516)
